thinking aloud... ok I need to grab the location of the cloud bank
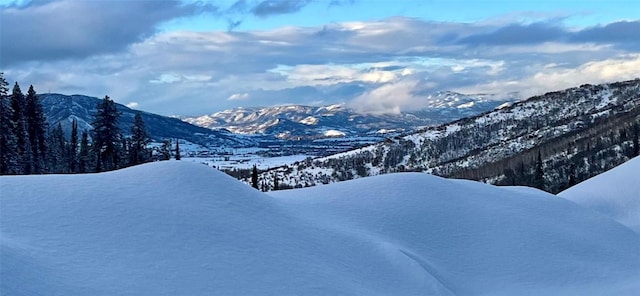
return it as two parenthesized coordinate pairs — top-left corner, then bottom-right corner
(1, 1), (638, 115)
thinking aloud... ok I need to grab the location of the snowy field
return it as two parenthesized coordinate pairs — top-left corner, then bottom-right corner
(1, 159), (639, 295)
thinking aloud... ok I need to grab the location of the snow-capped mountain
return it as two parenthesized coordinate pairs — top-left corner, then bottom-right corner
(257, 79), (640, 193)
(182, 92), (514, 139)
(2, 161), (638, 295)
(39, 93), (253, 147)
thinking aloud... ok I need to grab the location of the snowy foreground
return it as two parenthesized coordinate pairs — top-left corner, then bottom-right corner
(1, 161), (639, 295)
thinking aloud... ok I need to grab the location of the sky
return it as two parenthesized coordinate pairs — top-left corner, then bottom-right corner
(1, 0), (639, 116)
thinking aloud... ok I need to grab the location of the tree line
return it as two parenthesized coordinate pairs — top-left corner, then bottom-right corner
(0, 73), (179, 175)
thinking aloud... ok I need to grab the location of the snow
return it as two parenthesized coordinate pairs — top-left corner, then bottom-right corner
(2, 161), (639, 295)
(323, 129), (346, 137)
(559, 156), (640, 233)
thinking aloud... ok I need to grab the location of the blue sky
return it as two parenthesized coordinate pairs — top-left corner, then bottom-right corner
(1, 0), (639, 115)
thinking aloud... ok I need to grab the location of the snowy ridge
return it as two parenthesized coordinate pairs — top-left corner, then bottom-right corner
(1, 161), (639, 295)
(181, 92), (513, 140)
(559, 156), (640, 233)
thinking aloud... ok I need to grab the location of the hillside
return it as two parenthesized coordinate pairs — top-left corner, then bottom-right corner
(182, 92), (513, 140)
(1, 161), (638, 295)
(559, 156), (640, 233)
(259, 79), (640, 193)
(39, 93), (252, 147)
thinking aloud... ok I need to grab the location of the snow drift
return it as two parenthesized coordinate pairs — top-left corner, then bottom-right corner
(1, 161), (639, 295)
(559, 156), (640, 233)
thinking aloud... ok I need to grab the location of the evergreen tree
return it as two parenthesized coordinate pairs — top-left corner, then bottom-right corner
(0, 73), (19, 174)
(273, 172), (279, 191)
(92, 95), (122, 172)
(10, 82), (30, 174)
(533, 151), (545, 191)
(47, 123), (68, 173)
(175, 139), (181, 160)
(251, 165), (259, 189)
(69, 119), (78, 173)
(129, 112), (151, 165)
(633, 123), (639, 157)
(78, 131), (90, 173)
(25, 85), (48, 173)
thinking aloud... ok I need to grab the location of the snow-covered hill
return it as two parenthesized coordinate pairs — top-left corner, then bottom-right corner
(1, 161), (638, 295)
(182, 92), (513, 139)
(263, 79), (640, 192)
(559, 156), (640, 233)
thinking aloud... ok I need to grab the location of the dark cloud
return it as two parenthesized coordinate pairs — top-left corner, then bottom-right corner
(458, 22), (565, 45)
(0, 0), (213, 66)
(252, 0), (313, 17)
(457, 20), (640, 47)
(571, 21), (640, 45)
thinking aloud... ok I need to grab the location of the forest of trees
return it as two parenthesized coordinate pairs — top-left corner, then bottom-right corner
(0, 73), (177, 175)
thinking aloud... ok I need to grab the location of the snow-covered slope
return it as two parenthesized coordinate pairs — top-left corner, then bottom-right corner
(1, 162), (639, 295)
(559, 156), (640, 233)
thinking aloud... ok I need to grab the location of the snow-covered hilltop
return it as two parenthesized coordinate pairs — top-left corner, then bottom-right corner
(1, 161), (639, 295)
(181, 92), (513, 140)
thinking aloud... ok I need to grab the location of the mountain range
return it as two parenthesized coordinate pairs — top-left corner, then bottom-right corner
(181, 91), (514, 140)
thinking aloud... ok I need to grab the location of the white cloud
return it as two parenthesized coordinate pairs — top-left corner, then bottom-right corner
(126, 102), (139, 109)
(456, 55), (640, 98)
(348, 80), (421, 115)
(227, 93), (250, 101)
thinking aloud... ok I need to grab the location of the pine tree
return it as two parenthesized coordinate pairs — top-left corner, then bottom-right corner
(47, 123), (68, 173)
(273, 172), (279, 191)
(25, 85), (48, 173)
(69, 119), (78, 173)
(633, 123), (639, 157)
(533, 151), (545, 191)
(129, 112), (151, 165)
(175, 139), (181, 160)
(10, 82), (30, 174)
(78, 131), (90, 173)
(92, 95), (122, 172)
(251, 165), (259, 189)
(0, 73), (19, 174)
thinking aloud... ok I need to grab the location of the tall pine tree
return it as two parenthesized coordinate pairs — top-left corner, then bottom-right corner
(251, 165), (259, 189)
(533, 151), (545, 191)
(92, 95), (122, 172)
(0, 73), (19, 174)
(129, 112), (151, 165)
(69, 119), (79, 173)
(25, 85), (48, 173)
(10, 82), (31, 174)
(175, 139), (181, 160)
(78, 130), (91, 173)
